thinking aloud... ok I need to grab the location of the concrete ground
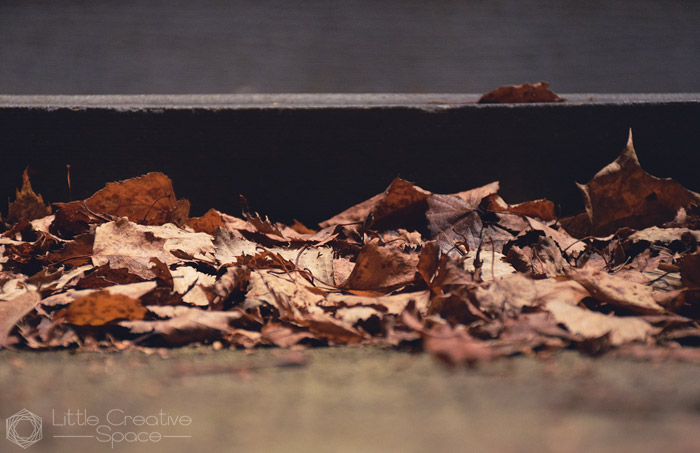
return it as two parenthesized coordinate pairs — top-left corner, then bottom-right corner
(1, 347), (699, 452)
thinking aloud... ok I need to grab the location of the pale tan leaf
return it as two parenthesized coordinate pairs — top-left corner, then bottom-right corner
(546, 299), (654, 345)
(567, 268), (664, 314)
(92, 218), (215, 279)
(0, 287), (41, 346)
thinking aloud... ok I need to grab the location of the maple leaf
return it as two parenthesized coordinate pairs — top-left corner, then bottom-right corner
(478, 81), (565, 104)
(426, 193), (518, 256)
(577, 131), (700, 236)
(6, 169), (51, 224)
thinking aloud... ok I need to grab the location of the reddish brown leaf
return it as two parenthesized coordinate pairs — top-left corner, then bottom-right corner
(478, 81), (565, 104)
(6, 169), (52, 224)
(57, 290), (147, 326)
(340, 239), (419, 291)
(320, 177), (431, 229)
(578, 131), (700, 236)
(85, 172), (190, 225)
(422, 323), (494, 366)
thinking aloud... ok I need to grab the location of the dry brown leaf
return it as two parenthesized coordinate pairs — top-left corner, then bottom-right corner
(484, 193), (556, 221)
(261, 322), (315, 347)
(462, 249), (517, 281)
(475, 274), (588, 313)
(186, 208), (228, 235)
(325, 291), (430, 315)
(340, 239), (419, 291)
(246, 270), (326, 316)
(319, 193), (383, 228)
(451, 181), (500, 207)
(40, 282), (157, 307)
(6, 169), (52, 224)
(567, 268), (664, 314)
(422, 323), (494, 366)
(120, 305), (246, 345)
(0, 286), (41, 346)
(427, 194), (517, 256)
(58, 290), (147, 326)
(478, 81), (565, 104)
(319, 177), (431, 230)
(92, 218), (215, 279)
(299, 313), (366, 344)
(578, 131), (700, 235)
(84, 172), (190, 225)
(679, 252), (700, 288)
(545, 299), (654, 346)
(628, 226), (700, 244)
(369, 178), (431, 229)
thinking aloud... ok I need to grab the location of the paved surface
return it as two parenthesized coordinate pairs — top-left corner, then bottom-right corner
(1, 347), (698, 452)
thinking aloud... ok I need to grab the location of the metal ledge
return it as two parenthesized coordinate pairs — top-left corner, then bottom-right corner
(1, 93), (700, 111)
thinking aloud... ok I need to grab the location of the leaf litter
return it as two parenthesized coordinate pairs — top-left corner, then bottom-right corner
(2, 131), (700, 366)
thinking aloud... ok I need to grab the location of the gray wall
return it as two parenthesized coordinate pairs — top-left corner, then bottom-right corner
(1, 0), (699, 94)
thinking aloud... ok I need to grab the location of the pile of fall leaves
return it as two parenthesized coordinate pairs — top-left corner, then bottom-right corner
(1, 132), (700, 365)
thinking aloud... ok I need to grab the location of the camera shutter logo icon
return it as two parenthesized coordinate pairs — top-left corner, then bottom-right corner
(6, 409), (42, 449)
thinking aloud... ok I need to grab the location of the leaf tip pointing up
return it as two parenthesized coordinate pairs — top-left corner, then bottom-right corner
(619, 128), (640, 167)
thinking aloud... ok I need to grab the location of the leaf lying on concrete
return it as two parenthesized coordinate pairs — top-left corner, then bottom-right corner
(545, 300), (654, 346)
(478, 81), (565, 104)
(0, 286), (41, 346)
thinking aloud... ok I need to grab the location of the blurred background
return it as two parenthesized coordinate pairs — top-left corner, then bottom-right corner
(1, 0), (699, 94)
